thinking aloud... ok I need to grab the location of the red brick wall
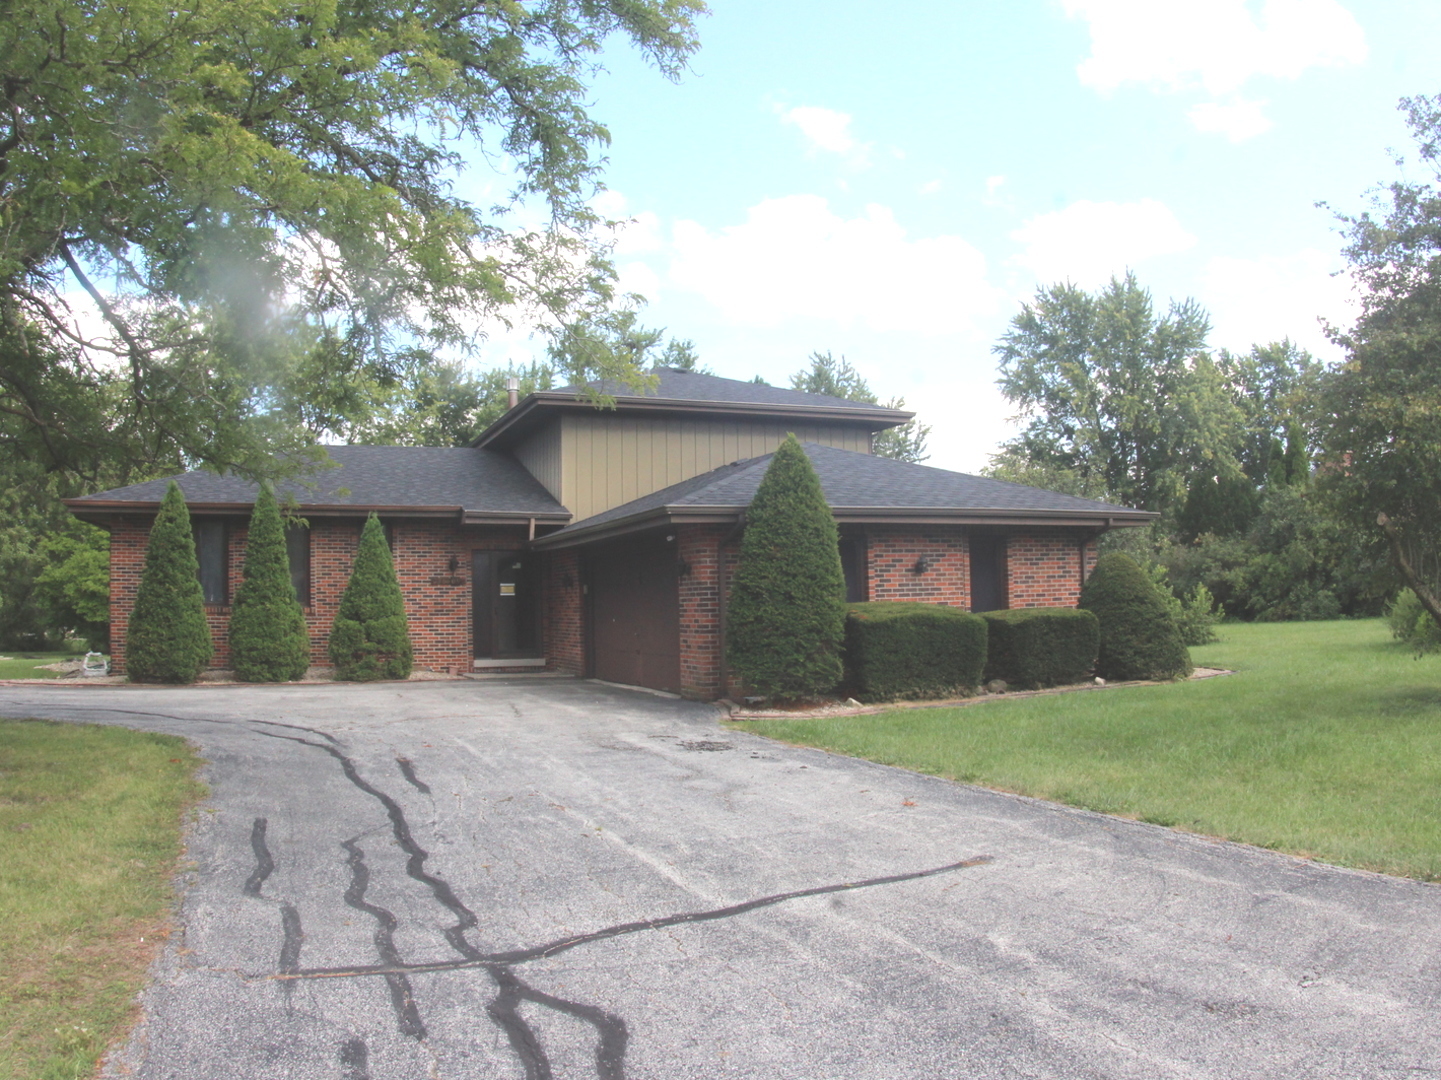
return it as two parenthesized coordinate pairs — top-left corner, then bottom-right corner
(1006, 529), (1094, 609)
(108, 515), (535, 677)
(544, 548), (584, 675)
(864, 528), (970, 607)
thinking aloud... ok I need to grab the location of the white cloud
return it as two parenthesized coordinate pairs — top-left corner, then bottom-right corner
(1198, 248), (1357, 357)
(1063, 0), (1366, 137)
(1065, 0), (1367, 95)
(775, 105), (873, 167)
(778, 105), (858, 153)
(919, 179), (943, 195)
(1009, 199), (1197, 288)
(1187, 98), (1273, 141)
(666, 195), (1004, 337)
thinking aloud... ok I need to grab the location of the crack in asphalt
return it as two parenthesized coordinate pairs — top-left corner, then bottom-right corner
(275, 855), (996, 979)
(252, 728), (645, 1078)
(242, 817), (303, 999)
(396, 756), (431, 794)
(340, 836), (427, 1039)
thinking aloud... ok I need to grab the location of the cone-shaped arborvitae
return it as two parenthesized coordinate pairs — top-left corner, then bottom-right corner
(328, 513), (413, 680)
(1080, 552), (1193, 681)
(727, 434), (846, 700)
(229, 486), (311, 682)
(127, 481), (214, 683)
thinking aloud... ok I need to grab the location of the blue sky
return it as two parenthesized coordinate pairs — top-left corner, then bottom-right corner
(481, 0), (1441, 472)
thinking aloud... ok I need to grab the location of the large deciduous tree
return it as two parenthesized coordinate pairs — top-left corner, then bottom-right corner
(1321, 94), (1441, 632)
(0, 0), (703, 483)
(790, 351), (931, 463)
(994, 273), (1240, 512)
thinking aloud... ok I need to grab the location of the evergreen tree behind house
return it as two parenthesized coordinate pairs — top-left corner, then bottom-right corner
(328, 513), (413, 681)
(126, 482), (213, 683)
(229, 486), (311, 682)
(727, 434), (847, 701)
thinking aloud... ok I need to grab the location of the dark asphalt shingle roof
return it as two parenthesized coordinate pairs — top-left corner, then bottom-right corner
(69, 446), (568, 516)
(546, 443), (1149, 537)
(556, 368), (899, 413)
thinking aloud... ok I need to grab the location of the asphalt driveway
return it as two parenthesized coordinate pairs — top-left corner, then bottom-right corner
(3, 676), (1439, 1079)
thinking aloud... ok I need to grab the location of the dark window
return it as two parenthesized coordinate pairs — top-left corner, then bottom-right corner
(286, 523), (311, 606)
(839, 534), (868, 603)
(193, 520), (228, 605)
(969, 532), (1008, 612)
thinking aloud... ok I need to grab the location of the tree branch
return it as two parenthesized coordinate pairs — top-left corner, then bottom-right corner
(1378, 511), (1441, 629)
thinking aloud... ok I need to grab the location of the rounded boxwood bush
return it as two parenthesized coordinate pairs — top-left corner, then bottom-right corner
(1080, 552), (1192, 681)
(328, 514), (413, 681)
(127, 481), (214, 683)
(727, 434), (846, 700)
(229, 485), (311, 682)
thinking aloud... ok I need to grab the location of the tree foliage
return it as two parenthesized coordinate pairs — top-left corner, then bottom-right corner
(229, 486), (310, 682)
(995, 273), (1238, 512)
(790, 350), (931, 463)
(1321, 94), (1441, 633)
(727, 434), (846, 700)
(329, 513), (412, 680)
(127, 482), (213, 682)
(31, 521), (110, 648)
(1, 0), (703, 481)
(1079, 552), (1191, 681)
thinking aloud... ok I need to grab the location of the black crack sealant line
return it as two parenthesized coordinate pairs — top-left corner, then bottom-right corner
(251, 728), (992, 1080)
(255, 729), (626, 1080)
(242, 817), (303, 997)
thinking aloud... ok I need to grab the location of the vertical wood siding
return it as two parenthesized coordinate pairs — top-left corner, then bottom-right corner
(512, 421), (563, 502)
(557, 415), (872, 521)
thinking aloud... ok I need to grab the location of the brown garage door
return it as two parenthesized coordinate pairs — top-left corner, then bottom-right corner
(588, 534), (681, 693)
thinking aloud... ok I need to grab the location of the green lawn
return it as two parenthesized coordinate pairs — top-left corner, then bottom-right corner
(0, 653), (83, 680)
(0, 720), (205, 1080)
(739, 619), (1441, 880)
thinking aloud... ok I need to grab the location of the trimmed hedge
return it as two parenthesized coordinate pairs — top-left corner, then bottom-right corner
(981, 607), (1099, 689)
(843, 601), (987, 702)
(1080, 552), (1193, 681)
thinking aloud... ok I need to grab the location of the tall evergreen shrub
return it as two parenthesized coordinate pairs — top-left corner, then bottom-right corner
(727, 435), (846, 700)
(127, 481), (213, 683)
(230, 486), (311, 682)
(329, 514), (413, 680)
(1080, 552), (1192, 681)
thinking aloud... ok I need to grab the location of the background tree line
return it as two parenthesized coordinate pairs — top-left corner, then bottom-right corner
(989, 94), (1441, 639)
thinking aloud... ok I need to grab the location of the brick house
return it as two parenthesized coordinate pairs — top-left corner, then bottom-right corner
(67, 370), (1153, 698)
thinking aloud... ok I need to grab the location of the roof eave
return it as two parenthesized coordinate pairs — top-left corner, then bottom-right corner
(531, 503), (1155, 549)
(473, 392), (911, 448)
(66, 500), (569, 524)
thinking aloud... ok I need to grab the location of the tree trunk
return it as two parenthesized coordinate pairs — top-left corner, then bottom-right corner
(1378, 512), (1441, 629)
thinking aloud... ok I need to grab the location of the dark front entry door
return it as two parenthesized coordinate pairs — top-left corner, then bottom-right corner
(473, 551), (541, 659)
(588, 536), (681, 693)
(969, 533), (1009, 613)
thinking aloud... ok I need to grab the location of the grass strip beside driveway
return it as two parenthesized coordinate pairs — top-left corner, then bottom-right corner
(0, 653), (82, 680)
(740, 619), (1441, 881)
(0, 719), (205, 1080)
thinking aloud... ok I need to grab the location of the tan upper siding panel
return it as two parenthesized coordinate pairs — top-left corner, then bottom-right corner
(512, 421), (563, 503)
(558, 414), (872, 521)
